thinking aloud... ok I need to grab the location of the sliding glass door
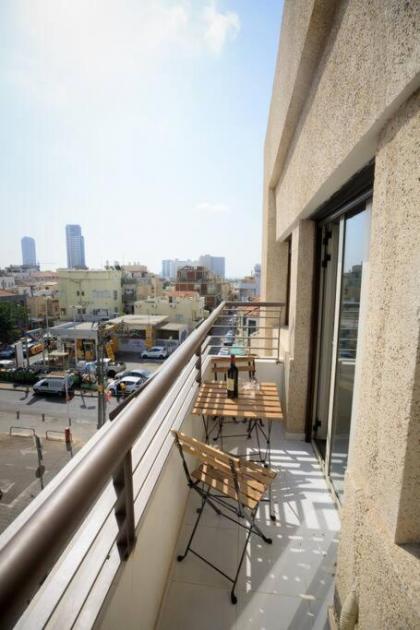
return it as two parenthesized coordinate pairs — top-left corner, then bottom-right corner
(312, 203), (370, 500)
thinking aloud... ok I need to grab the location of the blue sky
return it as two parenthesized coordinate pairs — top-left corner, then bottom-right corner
(0, 0), (283, 277)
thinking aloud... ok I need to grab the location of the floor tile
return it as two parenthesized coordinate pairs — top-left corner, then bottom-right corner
(234, 591), (313, 630)
(236, 531), (311, 598)
(157, 581), (236, 630)
(173, 523), (239, 589)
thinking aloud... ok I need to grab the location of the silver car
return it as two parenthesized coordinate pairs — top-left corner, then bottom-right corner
(106, 376), (144, 396)
(141, 346), (168, 360)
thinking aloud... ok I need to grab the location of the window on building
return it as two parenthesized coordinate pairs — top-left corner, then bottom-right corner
(113, 290), (118, 300)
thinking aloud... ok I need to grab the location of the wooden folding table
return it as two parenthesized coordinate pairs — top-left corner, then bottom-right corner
(192, 381), (283, 520)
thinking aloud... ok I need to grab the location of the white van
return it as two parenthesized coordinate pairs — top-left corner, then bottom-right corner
(0, 360), (15, 370)
(33, 377), (69, 397)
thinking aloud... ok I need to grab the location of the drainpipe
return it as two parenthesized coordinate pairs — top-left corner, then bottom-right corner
(339, 587), (358, 630)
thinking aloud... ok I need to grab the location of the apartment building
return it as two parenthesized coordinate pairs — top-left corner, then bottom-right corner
(198, 254), (225, 279)
(26, 296), (60, 326)
(1, 3), (418, 630)
(134, 293), (208, 330)
(175, 265), (223, 310)
(261, 1), (420, 627)
(57, 269), (122, 321)
(121, 265), (163, 313)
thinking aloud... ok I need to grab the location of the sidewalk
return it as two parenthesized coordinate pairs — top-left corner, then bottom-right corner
(0, 382), (98, 397)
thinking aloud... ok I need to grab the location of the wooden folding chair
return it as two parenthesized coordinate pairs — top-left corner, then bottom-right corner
(211, 356), (256, 382)
(172, 430), (277, 604)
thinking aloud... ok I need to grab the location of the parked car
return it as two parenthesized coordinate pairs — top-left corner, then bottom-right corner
(105, 360), (126, 378)
(76, 359), (126, 378)
(218, 345), (246, 357)
(115, 368), (151, 381)
(141, 346), (168, 360)
(106, 376), (144, 397)
(0, 345), (15, 359)
(223, 331), (235, 346)
(0, 359), (16, 370)
(33, 376), (75, 397)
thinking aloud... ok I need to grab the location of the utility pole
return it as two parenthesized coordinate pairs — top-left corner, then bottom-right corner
(43, 296), (50, 368)
(96, 322), (106, 429)
(34, 435), (45, 490)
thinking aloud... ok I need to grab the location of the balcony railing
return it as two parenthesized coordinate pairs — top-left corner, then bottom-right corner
(0, 302), (284, 627)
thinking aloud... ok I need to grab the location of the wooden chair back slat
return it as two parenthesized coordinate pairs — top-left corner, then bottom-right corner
(172, 430), (240, 473)
(211, 356), (256, 381)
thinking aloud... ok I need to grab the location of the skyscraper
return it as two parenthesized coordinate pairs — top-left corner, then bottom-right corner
(65, 225), (86, 269)
(21, 236), (36, 266)
(198, 255), (225, 278)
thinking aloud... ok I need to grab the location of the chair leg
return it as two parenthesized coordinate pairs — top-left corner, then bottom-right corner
(177, 490), (209, 562)
(251, 519), (273, 544)
(230, 522), (253, 604)
(242, 510), (272, 544)
(212, 416), (224, 442)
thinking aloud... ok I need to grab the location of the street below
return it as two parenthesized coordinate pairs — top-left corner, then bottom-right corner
(0, 354), (162, 534)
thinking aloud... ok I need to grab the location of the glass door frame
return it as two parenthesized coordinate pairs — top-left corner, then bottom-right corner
(310, 198), (372, 502)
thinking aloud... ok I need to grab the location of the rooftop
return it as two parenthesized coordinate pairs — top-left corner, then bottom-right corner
(0, 289), (19, 297)
(109, 314), (169, 327)
(159, 322), (188, 331)
(165, 291), (200, 298)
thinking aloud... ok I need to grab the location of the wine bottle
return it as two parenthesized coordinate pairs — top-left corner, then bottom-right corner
(227, 354), (238, 399)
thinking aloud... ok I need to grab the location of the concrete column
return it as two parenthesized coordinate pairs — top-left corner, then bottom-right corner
(284, 219), (315, 436)
(261, 188), (289, 304)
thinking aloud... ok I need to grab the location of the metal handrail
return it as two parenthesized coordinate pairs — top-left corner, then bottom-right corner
(0, 300), (284, 626)
(0, 302), (225, 626)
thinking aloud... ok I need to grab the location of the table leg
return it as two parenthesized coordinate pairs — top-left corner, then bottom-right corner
(202, 414), (209, 443)
(266, 421), (275, 521)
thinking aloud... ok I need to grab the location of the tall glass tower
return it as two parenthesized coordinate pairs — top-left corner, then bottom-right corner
(65, 225), (87, 269)
(21, 236), (37, 266)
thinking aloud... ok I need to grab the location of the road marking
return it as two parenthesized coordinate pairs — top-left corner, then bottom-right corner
(19, 448), (37, 456)
(0, 480), (15, 493)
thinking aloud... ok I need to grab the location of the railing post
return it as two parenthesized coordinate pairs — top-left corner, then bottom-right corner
(195, 343), (202, 384)
(113, 450), (136, 560)
(277, 306), (282, 362)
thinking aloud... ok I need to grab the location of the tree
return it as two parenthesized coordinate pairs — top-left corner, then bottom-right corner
(0, 302), (28, 344)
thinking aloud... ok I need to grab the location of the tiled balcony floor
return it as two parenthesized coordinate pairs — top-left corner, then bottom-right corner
(157, 421), (339, 630)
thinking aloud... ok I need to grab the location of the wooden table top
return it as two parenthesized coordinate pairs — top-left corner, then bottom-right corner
(192, 382), (283, 421)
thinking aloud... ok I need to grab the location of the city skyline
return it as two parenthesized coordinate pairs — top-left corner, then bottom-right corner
(0, 1), (284, 277)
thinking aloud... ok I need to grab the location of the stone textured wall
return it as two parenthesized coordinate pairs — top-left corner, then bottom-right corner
(335, 90), (420, 628)
(275, 0), (420, 237)
(261, 0), (420, 626)
(261, 190), (289, 303)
